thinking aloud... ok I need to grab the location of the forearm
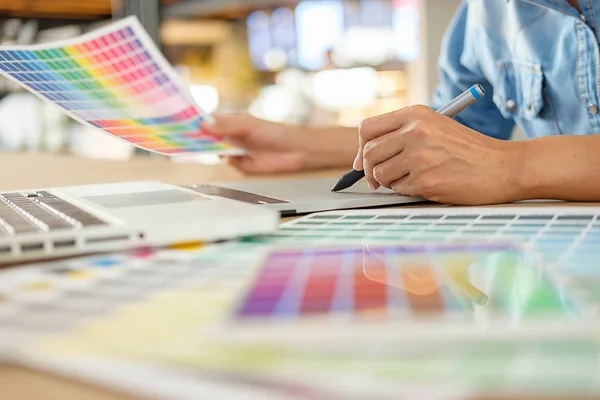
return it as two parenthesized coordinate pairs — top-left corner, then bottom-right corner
(292, 125), (358, 169)
(515, 135), (600, 201)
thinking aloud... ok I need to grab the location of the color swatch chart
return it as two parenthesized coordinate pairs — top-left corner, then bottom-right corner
(0, 243), (258, 347)
(8, 243), (600, 400)
(0, 242), (333, 400)
(2, 242), (600, 399)
(250, 207), (600, 275)
(227, 243), (592, 342)
(0, 17), (239, 155)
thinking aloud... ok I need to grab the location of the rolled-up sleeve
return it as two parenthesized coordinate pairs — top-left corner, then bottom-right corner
(430, 1), (515, 140)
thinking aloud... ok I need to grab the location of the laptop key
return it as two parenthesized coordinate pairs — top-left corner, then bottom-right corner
(0, 192), (108, 235)
(35, 192), (107, 227)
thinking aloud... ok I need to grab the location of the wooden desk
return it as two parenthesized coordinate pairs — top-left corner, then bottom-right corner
(0, 152), (354, 400)
(0, 152), (597, 400)
(0, 152), (347, 191)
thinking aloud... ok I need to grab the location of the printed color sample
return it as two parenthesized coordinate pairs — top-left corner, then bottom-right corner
(234, 244), (569, 321)
(0, 17), (238, 155)
(255, 208), (600, 275)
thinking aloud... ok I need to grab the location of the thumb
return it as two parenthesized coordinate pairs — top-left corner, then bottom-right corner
(206, 114), (252, 138)
(353, 148), (363, 170)
(353, 119), (368, 170)
(353, 153), (363, 171)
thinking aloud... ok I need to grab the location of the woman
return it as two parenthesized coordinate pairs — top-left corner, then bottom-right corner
(208, 0), (600, 205)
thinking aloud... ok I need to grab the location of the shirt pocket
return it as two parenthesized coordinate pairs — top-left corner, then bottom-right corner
(493, 60), (544, 120)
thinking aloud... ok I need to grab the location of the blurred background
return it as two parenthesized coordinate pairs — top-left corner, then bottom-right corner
(0, 0), (461, 162)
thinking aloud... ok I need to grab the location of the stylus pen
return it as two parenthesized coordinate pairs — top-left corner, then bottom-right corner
(331, 84), (486, 192)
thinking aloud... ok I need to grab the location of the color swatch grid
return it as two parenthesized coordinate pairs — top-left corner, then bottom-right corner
(249, 207), (600, 275)
(0, 243), (260, 348)
(2, 241), (600, 399)
(3, 242), (599, 400)
(229, 244), (584, 335)
(0, 17), (239, 155)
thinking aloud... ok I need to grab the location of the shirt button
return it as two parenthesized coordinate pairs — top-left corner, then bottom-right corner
(506, 99), (517, 112)
(589, 104), (599, 115)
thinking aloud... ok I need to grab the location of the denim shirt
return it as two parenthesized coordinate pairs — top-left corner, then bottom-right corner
(430, 0), (600, 139)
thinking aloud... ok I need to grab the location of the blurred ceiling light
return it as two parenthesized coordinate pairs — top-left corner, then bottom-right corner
(310, 67), (379, 111)
(263, 48), (288, 71)
(393, 3), (420, 61)
(248, 85), (294, 122)
(189, 85), (220, 114)
(275, 68), (307, 91)
(295, 0), (345, 70)
(334, 28), (394, 67)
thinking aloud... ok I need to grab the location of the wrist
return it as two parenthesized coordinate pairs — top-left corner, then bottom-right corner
(494, 139), (532, 202)
(509, 139), (549, 200)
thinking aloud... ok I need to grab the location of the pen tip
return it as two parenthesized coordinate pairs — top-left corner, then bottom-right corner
(331, 181), (345, 192)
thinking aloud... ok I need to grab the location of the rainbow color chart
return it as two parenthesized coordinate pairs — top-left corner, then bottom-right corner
(0, 17), (239, 155)
(221, 242), (591, 347)
(3, 241), (600, 399)
(233, 244), (568, 321)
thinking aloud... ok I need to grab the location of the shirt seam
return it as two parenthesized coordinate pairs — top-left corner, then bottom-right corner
(585, 0), (600, 123)
(575, 22), (587, 106)
(586, 0), (600, 41)
(576, 21), (592, 131)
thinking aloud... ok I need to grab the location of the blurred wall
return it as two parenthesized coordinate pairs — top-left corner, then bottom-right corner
(407, 0), (462, 105)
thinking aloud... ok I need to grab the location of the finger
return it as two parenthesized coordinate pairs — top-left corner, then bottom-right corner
(362, 144), (397, 190)
(225, 152), (304, 175)
(224, 156), (255, 174)
(361, 130), (408, 188)
(208, 114), (253, 138)
(358, 105), (432, 149)
(353, 152), (363, 171)
(362, 131), (406, 172)
(390, 175), (419, 197)
(353, 133), (364, 171)
(220, 136), (266, 153)
(369, 153), (411, 189)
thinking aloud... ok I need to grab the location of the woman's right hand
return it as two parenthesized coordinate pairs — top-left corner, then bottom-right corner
(208, 114), (357, 174)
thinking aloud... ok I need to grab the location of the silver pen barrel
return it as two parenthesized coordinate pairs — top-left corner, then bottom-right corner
(437, 84), (485, 118)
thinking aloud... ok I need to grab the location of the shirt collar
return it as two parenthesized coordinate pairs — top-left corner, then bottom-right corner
(511, 0), (581, 17)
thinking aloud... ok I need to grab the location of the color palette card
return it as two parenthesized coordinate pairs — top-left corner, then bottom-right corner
(8, 242), (600, 400)
(248, 207), (600, 276)
(0, 17), (241, 156)
(24, 244), (600, 400)
(221, 242), (595, 347)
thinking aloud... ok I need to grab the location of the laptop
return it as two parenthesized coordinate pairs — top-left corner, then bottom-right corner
(184, 177), (427, 216)
(0, 181), (278, 264)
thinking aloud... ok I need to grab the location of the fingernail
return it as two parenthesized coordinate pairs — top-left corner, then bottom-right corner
(353, 155), (361, 170)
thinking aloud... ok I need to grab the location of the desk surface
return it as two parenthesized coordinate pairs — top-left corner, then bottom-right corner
(0, 152), (598, 400)
(0, 152), (351, 400)
(0, 151), (347, 191)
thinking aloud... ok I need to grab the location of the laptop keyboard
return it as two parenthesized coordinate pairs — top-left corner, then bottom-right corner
(0, 191), (107, 235)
